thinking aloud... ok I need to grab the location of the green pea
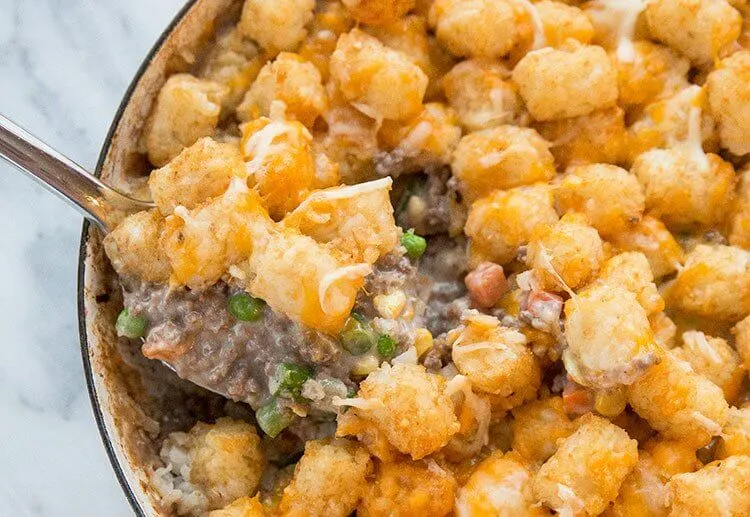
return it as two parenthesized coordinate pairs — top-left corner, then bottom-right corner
(341, 315), (377, 355)
(228, 293), (265, 321)
(401, 229), (427, 260)
(256, 397), (295, 438)
(115, 309), (147, 339)
(273, 363), (313, 396)
(377, 334), (397, 358)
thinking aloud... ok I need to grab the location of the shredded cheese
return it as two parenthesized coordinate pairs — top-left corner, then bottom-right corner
(556, 484), (586, 517)
(392, 346), (418, 365)
(331, 396), (384, 411)
(588, 0), (649, 63)
(303, 177), (393, 204)
(516, 0), (547, 50)
(446, 375), (491, 448)
(318, 263), (373, 314)
(682, 331), (723, 365)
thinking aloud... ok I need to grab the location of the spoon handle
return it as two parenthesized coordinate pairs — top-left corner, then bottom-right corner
(0, 114), (152, 232)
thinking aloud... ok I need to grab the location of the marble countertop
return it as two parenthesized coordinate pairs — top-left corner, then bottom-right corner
(0, 1), (185, 514)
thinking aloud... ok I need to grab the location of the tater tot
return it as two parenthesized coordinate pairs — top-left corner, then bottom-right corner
(342, 0), (415, 25)
(451, 126), (555, 202)
(464, 183), (559, 266)
(607, 215), (684, 279)
(330, 29), (428, 121)
(512, 42), (618, 121)
(149, 137), (244, 215)
(456, 451), (550, 517)
(626, 350), (729, 448)
(241, 227), (370, 334)
(240, 114), (316, 219)
(279, 439), (371, 517)
(103, 209), (171, 284)
(428, 0), (532, 59)
(729, 168), (750, 249)
(377, 102), (462, 172)
(160, 418), (265, 511)
(297, 0), (355, 81)
(613, 41), (690, 111)
(161, 181), (270, 290)
(441, 59), (524, 132)
(512, 397), (578, 465)
(715, 407), (750, 459)
(364, 14), (430, 69)
(732, 314), (750, 371)
(533, 107), (629, 168)
(238, 0), (315, 53)
(237, 53), (327, 127)
(668, 455), (750, 516)
(632, 148), (736, 230)
(532, 414), (638, 516)
(555, 164), (645, 237)
(526, 212), (605, 293)
(282, 177), (399, 263)
(563, 283), (659, 389)
(359, 459), (457, 517)
(143, 74), (229, 167)
(450, 312), (541, 407)
(208, 496), (266, 517)
(672, 331), (744, 403)
(339, 363), (459, 459)
(596, 252), (664, 314)
(646, 0), (742, 66)
(536, 0), (594, 47)
(667, 244), (750, 322)
(706, 50), (750, 156)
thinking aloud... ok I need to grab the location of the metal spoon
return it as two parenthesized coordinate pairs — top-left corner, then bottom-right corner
(0, 114), (154, 232)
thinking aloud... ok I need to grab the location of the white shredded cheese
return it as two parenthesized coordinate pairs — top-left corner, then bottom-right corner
(318, 263), (373, 314)
(556, 484), (585, 517)
(588, 0), (649, 63)
(682, 331), (723, 365)
(303, 177), (393, 204)
(331, 396), (384, 411)
(516, 0), (547, 50)
(392, 346), (418, 365)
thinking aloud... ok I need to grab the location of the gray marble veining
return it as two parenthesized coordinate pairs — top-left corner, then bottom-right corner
(0, 1), (183, 514)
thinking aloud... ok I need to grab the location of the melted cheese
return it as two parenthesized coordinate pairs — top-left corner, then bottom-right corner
(516, 0), (547, 50)
(588, 0), (649, 63)
(318, 263), (372, 314)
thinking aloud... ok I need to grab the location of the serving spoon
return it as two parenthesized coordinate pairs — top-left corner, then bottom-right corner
(0, 114), (154, 231)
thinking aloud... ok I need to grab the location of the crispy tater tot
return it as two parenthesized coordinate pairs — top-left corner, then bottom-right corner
(282, 177), (399, 263)
(595, 252), (664, 314)
(337, 363), (459, 459)
(526, 212), (605, 293)
(238, 0), (315, 53)
(441, 59), (524, 132)
(464, 183), (559, 266)
(612, 41), (690, 111)
(668, 455), (750, 516)
(667, 244), (750, 322)
(512, 397), (578, 465)
(342, 0), (416, 25)
(103, 209), (171, 284)
(455, 451), (550, 517)
(143, 74), (229, 167)
(672, 331), (744, 403)
(279, 439), (371, 517)
(532, 414), (638, 517)
(428, 0), (533, 59)
(149, 137), (244, 215)
(706, 50), (750, 156)
(555, 164), (645, 237)
(451, 126), (555, 202)
(645, 0), (742, 66)
(533, 107), (629, 168)
(240, 111), (316, 220)
(607, 215), (684, 279)
(632, 148), (736, 231)
(237, 53), (327, 127)
(358, 459), (457, 517)
(160, 181), (270, 290)
(512, 42), (618, 121)
(536, 0), (594, 47)
(563, 283), (659, 389)
(450, 312), (541, 407)
(732, 314), (750, 371)
(715, 407), (750, 459)
(330, 29), (428, 121)
(626, 350), (730, 448)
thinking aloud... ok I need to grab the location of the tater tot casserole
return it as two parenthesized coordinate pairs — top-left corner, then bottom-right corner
(99, 0), (750, 514)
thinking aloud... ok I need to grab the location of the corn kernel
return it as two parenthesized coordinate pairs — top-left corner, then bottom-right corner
(352, 355), (380, 376)
(373, 290), (407, 319)
(594, 387), (627, 418)
(415, 328), (434, 356)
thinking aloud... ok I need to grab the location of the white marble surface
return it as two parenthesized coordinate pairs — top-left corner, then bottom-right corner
(0, 1), (185, 514)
